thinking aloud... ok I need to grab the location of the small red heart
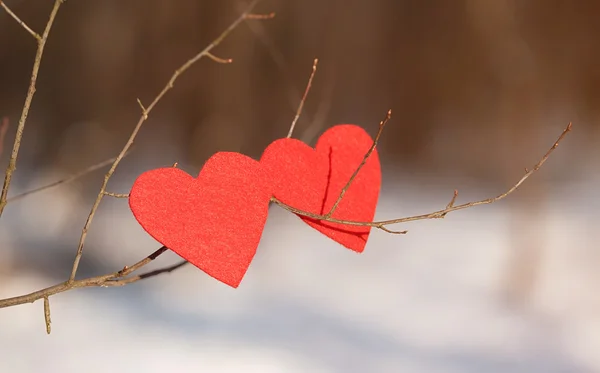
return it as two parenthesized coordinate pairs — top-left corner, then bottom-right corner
(129, 152), (271, 288)
(261, 124), (381, 252)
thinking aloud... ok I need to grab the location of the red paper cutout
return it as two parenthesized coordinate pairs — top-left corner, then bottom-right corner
(129, 152), (271, 288)
(261, 124), (381, 252)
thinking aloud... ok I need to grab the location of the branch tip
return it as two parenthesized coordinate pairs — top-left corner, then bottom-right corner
(379, 225), (408, 234)
(447, 189), (458, 209)
(245, 12), (275, 20)
(381, 109), (392, 129)
(206, 52), (233, 64)
(287, 57), (320, 138)
(43, 296), (51, 334)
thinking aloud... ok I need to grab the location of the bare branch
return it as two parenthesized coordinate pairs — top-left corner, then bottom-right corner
(0, 0), (572, 327)
(103, 260), (188, 287)
(0, 246), (176, 309)
(0, 0), (63, 218)
(0, 1), (42, 41)
(0, 124), (572, 310)
(67, 0), (268, 284)
(287, 58), (319, 139)
(324, 109), (391, 218)
(273, 122), (573, 231)
(7, 154), (130, 203)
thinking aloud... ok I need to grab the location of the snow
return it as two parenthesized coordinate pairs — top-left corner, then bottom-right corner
(0, 168), (599, 373)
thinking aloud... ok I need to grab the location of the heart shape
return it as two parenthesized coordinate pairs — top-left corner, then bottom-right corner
(260, 124), (381, 252)
(129, 152), (271, 288)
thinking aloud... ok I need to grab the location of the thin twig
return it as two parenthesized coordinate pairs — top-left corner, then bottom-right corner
(446, 189), (459, 209)
(379, 226), (408, 235)
(324, 109), (391, 218)
(244, 12), (275, 20)
(440, 189), (459, 218)
(273, 122), (573, 230)
(67, 0), (268, 284)
(7, 154), (129, 203)
(0, 0), (63, 218)
(287, 58), (319, 139)
(0, 121), (572, 309)
(0, 1), (42, 41)
(43, 296), (51, 334)
(103, 192), (129, 198)
(0, 0), (571, 324)
(0, 246), (175, 309)
(206, 52), (233, 64)
(103, 260), (189, 286)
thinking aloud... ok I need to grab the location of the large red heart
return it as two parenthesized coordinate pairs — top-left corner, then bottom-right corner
(128, 152), (271, 288)
(260, 124), (381, 252)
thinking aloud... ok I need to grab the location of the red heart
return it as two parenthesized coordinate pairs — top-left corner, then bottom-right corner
(129, 152), (271, 288)
(260, 124), (381, 252)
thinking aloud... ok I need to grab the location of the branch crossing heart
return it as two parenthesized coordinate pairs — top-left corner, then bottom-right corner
(129, 124), (381, 288)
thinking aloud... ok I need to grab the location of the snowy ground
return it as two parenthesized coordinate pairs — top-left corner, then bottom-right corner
(0, 165), (599, 373)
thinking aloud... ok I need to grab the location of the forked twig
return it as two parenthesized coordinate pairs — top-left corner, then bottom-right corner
(0, 1), (571, 332)
(0, 1), (42, 41)
(0, 246), (172, 309)
(0, 0), (63, 218)
(273, 122), (573, 231)
(103, 260), (188, 286)
(0, 121), (570, 310)
(0, 0), (270, 318)
(324, 109), (391, 218)
(67, 0), (270, 284)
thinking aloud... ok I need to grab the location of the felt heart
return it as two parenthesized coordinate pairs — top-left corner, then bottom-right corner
(129, 152), (271, 288)
(260, 124), (381, 252)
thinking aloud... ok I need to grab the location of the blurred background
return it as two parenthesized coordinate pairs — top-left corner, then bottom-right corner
(0, 0), (599, 372)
